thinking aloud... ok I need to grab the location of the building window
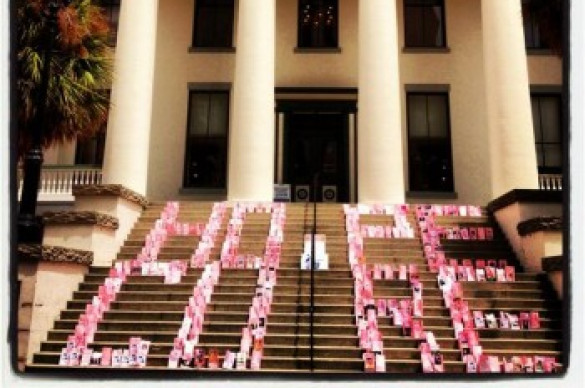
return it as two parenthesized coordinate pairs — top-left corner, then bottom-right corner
(404, 0), (446, 48)
(98, 0), (120, 45)
(522, 0), (548, 49)
(184, 91), (229, 189)
(298, 0), (338, 48)
(75, 131), (106, 166)
(192, 0), (234, 48)
(407, 92), (454, 192)
(531, 94), (562, 173)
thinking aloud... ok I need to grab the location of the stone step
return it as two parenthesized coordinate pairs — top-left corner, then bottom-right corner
(64, 300), (360, 314)
(40, 337), (502, 360)
(30, 352), (466, 373)
(57, 308), (560, 329)
(79, 282), (355, 294)
(435, 215), (492, 224)
(464, 297), (556, 309)
(475, 328), (562, 340)
(32, 200), (565, 374)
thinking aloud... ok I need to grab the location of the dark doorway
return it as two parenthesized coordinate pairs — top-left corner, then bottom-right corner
(284, 110), (349, 202)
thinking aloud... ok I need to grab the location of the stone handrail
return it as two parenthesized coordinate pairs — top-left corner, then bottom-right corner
(538, 174), (563, 191)
(17, 165), (103, 202)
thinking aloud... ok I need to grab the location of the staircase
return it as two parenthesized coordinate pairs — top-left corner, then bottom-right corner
(28, 201), (563, 374)
(434, 213), (563, 362)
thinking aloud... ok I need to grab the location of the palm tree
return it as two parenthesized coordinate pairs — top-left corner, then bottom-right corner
(16, 0), (113, 157)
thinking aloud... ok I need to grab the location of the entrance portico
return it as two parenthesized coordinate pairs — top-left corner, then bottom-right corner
(100, 0), (544, 204)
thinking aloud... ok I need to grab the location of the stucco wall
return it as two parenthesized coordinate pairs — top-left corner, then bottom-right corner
(493, 201), (563, 269)
(521, 230), (563, 272)
(74, 196), (142, 249)
(45, 0), (563, 205)
(528, 55), (563, 85)
(43, 225), (118, 267)
(27, 261), (88, 363)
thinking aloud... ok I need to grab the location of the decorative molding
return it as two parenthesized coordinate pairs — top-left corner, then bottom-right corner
(542, 255), (563, 272)
(188, 46), (235, 53)
(402, 47), (451, 54)
(517, 216), (563, 237)
(293, 47), (342, 54)
(187, 82), (231, 91)
(275, 86), (358, 95)
(487, 189), (563, 213)
(18, 244), (93, 265)
(526, 48), (555, 56)
(406, 191), (458, 199)
(42, 211), (119, 230)
(72, 184), (149, 208)
(530, 85), (563, 94)
(404, 84), (451, 93)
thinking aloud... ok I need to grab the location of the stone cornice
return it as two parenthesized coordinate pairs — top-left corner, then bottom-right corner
(72, 184), (149, 208)
(42, 211), (119, 230)
(487, 189), (563, 213)
(542, 255), (563, 272)
(18, 244), (93, 265)
(517, 216), (563, 237)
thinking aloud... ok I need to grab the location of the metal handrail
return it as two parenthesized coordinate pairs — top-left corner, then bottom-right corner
(309, 172), (319, 371)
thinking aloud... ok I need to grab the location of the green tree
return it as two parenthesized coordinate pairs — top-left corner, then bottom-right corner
(16, 0), (113, 157)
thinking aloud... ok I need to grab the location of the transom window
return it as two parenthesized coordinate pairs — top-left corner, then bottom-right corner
(407, 92), (454, 192)
(193, 0), (235, 48)
(404, 0), (446, 48)
(184, 91), (229, 188)
(298, 0), (338, 48)
(531, 94), (562, 173)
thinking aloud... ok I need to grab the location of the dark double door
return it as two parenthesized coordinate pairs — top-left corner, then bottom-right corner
(284, 111), (350, 202)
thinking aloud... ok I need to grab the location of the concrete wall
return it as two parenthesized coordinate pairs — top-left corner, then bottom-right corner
(75, 196), (142, 251)
(17, 262), (38, 371)
(45, 0), (563, 205)
(25, 261), (88, 364)
(43, 225), (117, 267)
(520, 230), (563, 272)
(43, 141), (76, 165)
(493, 201), (563, 268)
(548, 270), (563, 299)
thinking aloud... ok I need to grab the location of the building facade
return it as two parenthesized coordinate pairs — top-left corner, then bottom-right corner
(39, 0), (564, 205)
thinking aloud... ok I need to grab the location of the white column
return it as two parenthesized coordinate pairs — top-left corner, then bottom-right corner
(482, 0), (539, 197)
(228, 0), (275, 201)
(102, 0), (159, 196)
(357, 0), (405, 204)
